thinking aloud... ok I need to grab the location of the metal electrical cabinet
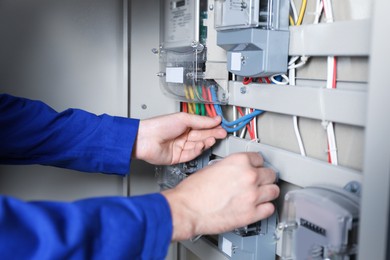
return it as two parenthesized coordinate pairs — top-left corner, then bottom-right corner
(0, 0), (388, 259)
(130, 0), (390, 259)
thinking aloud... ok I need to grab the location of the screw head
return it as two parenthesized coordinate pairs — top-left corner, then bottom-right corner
(141, 104), (147, 110)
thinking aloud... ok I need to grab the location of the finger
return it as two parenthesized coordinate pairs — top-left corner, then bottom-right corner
(203, 137), (217, 150)
(187, 128), (227, 141)
(256, 184), (280, 205)
(175, 141), (207, 163)
(256, 167), (277, 185)
(246, 152), (264, 168)
(253, 202), (276, 222)
(183, 113), (223, 130)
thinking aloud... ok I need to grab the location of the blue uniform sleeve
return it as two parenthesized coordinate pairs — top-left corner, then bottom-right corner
(0, 94), (174, 258)
(0, 193), (173, 259)
(0, 94), (139, 175)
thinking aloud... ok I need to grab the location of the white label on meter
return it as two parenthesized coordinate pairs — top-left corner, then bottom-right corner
(221, 237), (233, 257)
(231, 52), (242, 71)
(166, 67), (184, 83)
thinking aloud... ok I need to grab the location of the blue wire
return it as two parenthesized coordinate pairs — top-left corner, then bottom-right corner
(209, 86), (264, 132)
(222, 118), (253, 133)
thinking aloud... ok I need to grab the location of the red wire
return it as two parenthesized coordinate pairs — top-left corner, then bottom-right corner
(201, 86), (213, 117)
(243, 77), (253, 85)
(204, 104), (212, 117)
(200, 85), (215, 117)
(327, 143), (332, 163)
(236, 107), (254, 139)
(250, 108), (256, 140)
(332, 57), (337, 89)
(182, 102), (188, 113)
(202, 85), (209, 101)
(206, 88), (217, 117)
(265, 77), (271, 84)
(328, 57), (337, 163)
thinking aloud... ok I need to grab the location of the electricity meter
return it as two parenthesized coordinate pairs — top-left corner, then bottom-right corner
(215, 0), (290, 77)
(158, 0), (228, 104)
(277, 186), (360, 259)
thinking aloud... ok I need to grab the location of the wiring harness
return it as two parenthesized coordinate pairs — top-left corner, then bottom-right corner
(210, 86), (264, 133)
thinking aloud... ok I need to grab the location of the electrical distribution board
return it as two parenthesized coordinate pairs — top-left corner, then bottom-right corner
(155, 0), (371, 259)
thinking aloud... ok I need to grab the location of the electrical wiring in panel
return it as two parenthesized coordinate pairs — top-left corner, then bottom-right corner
(155, 0), (369, 259)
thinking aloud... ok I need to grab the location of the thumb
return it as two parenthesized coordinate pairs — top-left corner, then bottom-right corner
(183, 114), (222, 130)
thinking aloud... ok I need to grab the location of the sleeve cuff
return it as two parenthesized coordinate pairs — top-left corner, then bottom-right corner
(97, 115), (139, 175)
(131, 193), (173, 259)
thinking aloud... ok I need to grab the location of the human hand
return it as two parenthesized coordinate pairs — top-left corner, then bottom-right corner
(133, 112), (227, 165)
(161, 152), (280, 241)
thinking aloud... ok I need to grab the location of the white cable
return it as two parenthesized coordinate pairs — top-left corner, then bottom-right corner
(239, 126), (247, 139)
(326, 56), (334, 89)
(288, 56), (300, 66)
(239, 108), (249, 139)
(327, 122), (338, 165)
(232, 73), (237, 137)
(289, 67), (296, 86)
(293, 116), (306, 156)
(288, 56), (309, 69)
(233, 105), (237, 137)
(290, 0), (298, 23)
(289, 61), (306, 156)
(323, 0), (338, 165)
(322, 0), (334, 23)
(253, 112), (258, 140)
(313, 0), (324, 24)
(270, 74), (289, 85)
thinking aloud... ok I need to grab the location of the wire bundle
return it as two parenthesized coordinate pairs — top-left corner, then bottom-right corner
(210, 86), (264, 133)
(182, 84), (217, 117)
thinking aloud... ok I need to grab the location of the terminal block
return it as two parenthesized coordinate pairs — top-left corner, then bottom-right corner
(219, 212), (278, 259)
(156, 149), (212, 190)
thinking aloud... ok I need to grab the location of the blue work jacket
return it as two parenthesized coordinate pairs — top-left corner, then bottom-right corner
(0, 94), (172, 259)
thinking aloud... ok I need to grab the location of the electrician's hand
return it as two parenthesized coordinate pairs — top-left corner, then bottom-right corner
(133, 112), (226, 165)
(161, 152), (280, 241)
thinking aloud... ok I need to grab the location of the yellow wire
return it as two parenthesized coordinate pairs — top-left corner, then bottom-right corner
(184, 86), (194, 114)
(188, 86), (195, 100)
(188, 86), (197, 114)
(184, 85), (190, 100)
(296, 0), (307, 26)
(289, 15), (295, 26)
(185, 86), (197, 114)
